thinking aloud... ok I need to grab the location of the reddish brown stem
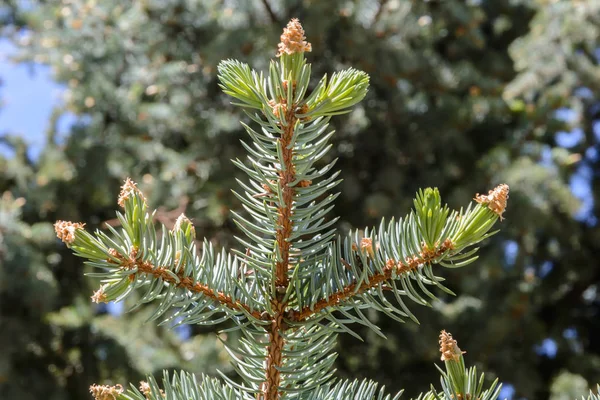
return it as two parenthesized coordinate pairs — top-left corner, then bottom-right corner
(290, 240), (453, 322)
(262, 99), (298, 400)
(260, 302), (286, 400)
(274, 110), (297, 288)
(108, 249), (264, 321)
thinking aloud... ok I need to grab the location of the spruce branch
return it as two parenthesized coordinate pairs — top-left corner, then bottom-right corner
(57, 18), (514, 400)
(218, 18), (371, 399)
(55, 179), (267, 327)
(287, 186), (508, 335)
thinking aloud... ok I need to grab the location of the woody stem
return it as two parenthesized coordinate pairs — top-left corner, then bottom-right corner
(260, 101), (297, 400)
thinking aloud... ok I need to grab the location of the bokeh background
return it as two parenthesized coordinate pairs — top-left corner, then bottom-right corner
(1, 1), (599, 399)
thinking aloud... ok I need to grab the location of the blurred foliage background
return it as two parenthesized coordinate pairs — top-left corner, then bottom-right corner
(1, 1), (599, 399)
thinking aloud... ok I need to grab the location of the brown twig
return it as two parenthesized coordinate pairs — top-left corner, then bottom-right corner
(261, 86), (298, 400)
(259, 20), (313, 399)
(107, 248), (264, 321)
(274, 112), (297, 288)
(290, 240), (453, 322)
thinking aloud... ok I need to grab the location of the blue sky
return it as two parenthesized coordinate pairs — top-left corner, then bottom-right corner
(0, 38), (70, 158)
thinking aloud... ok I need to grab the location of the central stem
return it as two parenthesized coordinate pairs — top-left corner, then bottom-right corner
(261, 103), (297, 400)
(275, 110), (296, 287)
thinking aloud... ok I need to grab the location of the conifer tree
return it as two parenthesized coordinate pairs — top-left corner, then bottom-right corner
(53, 19), (517, 400)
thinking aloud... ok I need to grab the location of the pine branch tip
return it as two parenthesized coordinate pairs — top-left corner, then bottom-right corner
(139, 381), (151, 397)
(173, 213), (196, 238)
(89, 383), (123, 400)
(91, 284), (109, 304)
(54, 220), (85, 245)
(118, 177), (146, 208)
(439, 330), (465, 362)
(139, 381), (164, 398)
(277, 18), (312, 57)
(474, 183), (509, 220)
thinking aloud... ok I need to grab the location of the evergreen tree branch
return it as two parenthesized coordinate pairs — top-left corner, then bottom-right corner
(54, 179), (268, 328)
(218, 19), (369, 399)
(254, 19), (314, 400)
(104, 246), (264, 320)
(286, 185), (509, 333)
(290, 239), (452, 322)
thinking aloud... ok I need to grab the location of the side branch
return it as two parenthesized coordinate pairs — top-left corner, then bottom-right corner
(105, 248), (264, 321)
(290, 240), (453, 322)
